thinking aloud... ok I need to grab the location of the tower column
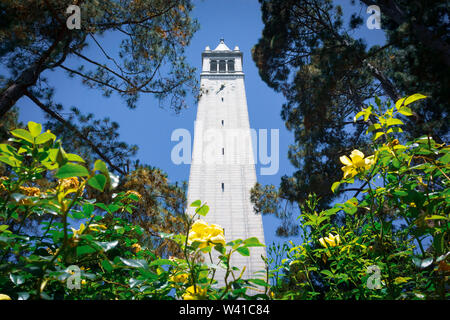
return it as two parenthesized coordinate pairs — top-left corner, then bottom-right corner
(187, 40), (266, 289)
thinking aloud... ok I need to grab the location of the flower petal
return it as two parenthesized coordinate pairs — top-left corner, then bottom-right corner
(339, 155), (352, 166)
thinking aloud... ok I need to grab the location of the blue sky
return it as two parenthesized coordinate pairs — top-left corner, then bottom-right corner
(16, 0), (387, 250)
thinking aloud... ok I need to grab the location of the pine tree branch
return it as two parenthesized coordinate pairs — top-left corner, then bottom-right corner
(24, 91), (125, 176)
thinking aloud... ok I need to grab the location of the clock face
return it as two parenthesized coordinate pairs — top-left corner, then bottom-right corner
(202, 80), (236, 94)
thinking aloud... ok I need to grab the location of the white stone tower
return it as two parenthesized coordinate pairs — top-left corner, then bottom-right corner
(187, 39), (266, 285)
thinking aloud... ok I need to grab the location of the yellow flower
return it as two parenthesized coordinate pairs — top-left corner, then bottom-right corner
(71, 223), (107, 239)
(59, 177), (80, 191)
(319, 233), (341, 248)
(131, 243), (141, 253)
(187, 220), (225, 249)
(71, 223), (86, 239)
(0, 293), (11, 300)
(0, 176), (8, 192)
(182, 285), (207, 300)
(81, 279), (87, 285)
(19, 186), (40, 197)
(88, 224), (107, 232)
(340, 150), (375, 179)
(170, 272), (189, 283)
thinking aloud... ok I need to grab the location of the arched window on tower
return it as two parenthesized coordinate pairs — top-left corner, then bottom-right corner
(227, 60), (235, 72)
(210, 60), (217, 73)
(219, 60), (226, 72)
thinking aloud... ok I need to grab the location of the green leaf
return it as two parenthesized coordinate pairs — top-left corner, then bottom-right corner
(94, 159), (108, 174)
(17, 292), (30, 300)
(0, 156), (20, 167)
(129, 278), (144, 288)
(196, 204), (209, 216)
(412, 256), (433, 269)
(397, 107), (413, 116)
(366, 123), (381, 134)
(395, 94), (427, 110)
(11, 129), (34, 144)
(66, 153), (85, 163)
(101, 259), (114, 272)
(119, 257), (148, 269)
(386, 118), (404, 127)
(76, 245), (98, 256)
(95, 203), (109, 213)
(394, 277), (412, 285)
(55, 163), (89, 178)
(0, 144), (16, 156)
(374, 132), (385, 141)
(386, 127), (403, 134)
(27, 122), (42, 137)
(83, 203), (94, 216)
(0, 225), (9, 232)
(35, 132), (56, 144)
(190, 200), (202, 207)
(374, 95), (382, 107)
(88, 174), (107, 191)
(149, 259), (177, 267)
(114, 225), (125, 234)
(439, 152), (450, 164)
(331, 181), (340, 193)
(107, 204), (121, 213)
(214, 243), (226, 254)
(320, 270), (334, 278)
(425, 215), (448, 221)
(236, 246), (250, 256)
(10, 273), (25, 285)
(56, 146), (68, 166)
(354, 110), (366, 122)
(243, 237), (265, 247)
(70, 211), (85, 219)
(94, 240), (118, 252)
(247, 278), (270, 287)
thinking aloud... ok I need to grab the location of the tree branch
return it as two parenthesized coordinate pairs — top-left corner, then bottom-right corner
(24, 91), (125, 176)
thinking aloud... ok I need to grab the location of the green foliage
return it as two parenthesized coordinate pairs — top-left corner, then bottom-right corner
(0, 123), (268, 300)
(251, 0), (449, 231)
(0, 0), (199, 114)
(269, 94), (449, 300)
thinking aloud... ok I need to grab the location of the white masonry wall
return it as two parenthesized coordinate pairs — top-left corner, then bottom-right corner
(187, 45), (266, 289)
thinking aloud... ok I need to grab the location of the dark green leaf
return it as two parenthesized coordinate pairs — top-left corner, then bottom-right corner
(236, 246), (250, 256)
(88, 174), (107, 191)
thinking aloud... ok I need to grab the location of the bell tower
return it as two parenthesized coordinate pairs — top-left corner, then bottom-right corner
(187, 39), (266, 286)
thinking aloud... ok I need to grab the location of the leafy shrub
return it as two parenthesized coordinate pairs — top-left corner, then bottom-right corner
(0, 122), (267, 300)
(270, 94), (449, 300)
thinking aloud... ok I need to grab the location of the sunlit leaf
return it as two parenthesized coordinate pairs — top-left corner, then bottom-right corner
(27, 121), (42, 137)
(55, 163), (89, 178)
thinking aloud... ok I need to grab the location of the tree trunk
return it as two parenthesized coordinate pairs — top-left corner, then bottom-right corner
(0, 66), (42, 118)
(0, 26), (67, 118)
(365, 61), (401, 101)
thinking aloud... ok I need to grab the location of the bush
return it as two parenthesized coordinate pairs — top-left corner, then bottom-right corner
(0, 122), (267, 300)
(270, 94), (449, 300)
